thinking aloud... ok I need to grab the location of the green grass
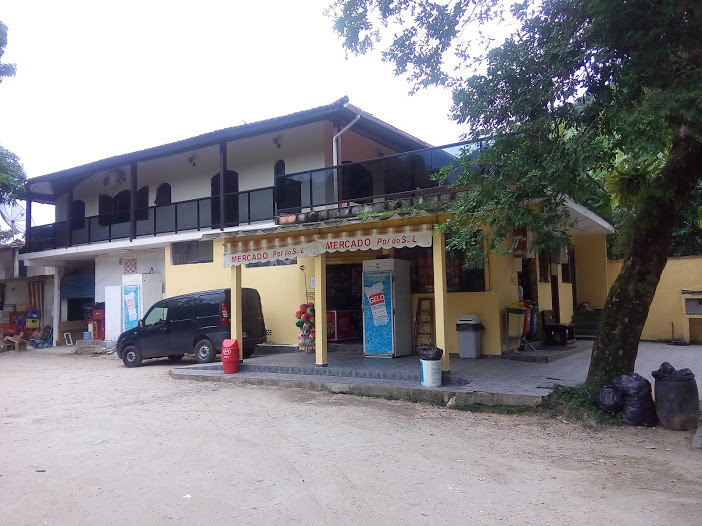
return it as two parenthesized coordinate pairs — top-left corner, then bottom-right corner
(541, 384), (622, 428)
(454, 384), (623, 428)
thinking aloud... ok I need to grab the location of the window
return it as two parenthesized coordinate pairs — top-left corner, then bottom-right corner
(395, 246), (434, 293)
(538, 250), (551, 283)
(98, 194), (114, 226)
(171, 240), (214, 265)
(144, 301), (168, 326)
(445, 235), (486, 293)
(155, 183), (172, 206)
(211, 170), (239, 226)
(70, 200), (85, 230)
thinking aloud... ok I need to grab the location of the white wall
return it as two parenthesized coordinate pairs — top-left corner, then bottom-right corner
(67, 122), (328, 220)
(94, 249), (165, 303)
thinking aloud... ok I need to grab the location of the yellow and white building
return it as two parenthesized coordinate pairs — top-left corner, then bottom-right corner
(21, 97), (613, 368)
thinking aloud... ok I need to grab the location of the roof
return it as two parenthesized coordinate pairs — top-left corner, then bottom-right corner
(25, 97), (432, 204)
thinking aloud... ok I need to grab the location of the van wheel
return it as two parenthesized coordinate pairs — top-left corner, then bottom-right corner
(243, 348), (255, 359)
(168, 354), (184, 362)
(122, 346), (142, 368)
(195, 339), (216, 363)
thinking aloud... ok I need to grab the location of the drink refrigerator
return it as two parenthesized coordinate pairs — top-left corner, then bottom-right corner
(362, 259), (411, 357)
(121, 273), (163, 332)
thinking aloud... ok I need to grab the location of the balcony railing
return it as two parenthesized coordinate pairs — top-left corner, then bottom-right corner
(26, 187), (275, 253)
(274, 141), (480, 215)
(24, 140), (482, 254)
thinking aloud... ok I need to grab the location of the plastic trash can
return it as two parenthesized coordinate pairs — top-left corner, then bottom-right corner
(418, 347), (443, 387)
(507, 304), (526, 338)
(456, 314), (486, 358)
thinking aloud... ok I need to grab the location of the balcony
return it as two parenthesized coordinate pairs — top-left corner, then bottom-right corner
(24, 141), (479, 254)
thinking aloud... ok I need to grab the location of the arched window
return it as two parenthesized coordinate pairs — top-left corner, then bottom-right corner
(155, 183), (172, 206)
(98, 194), (114, 226)
(274, 160), (286, 176)
(210, 170), (239, 227)
(114, 190), (131, 223)
(70, 200), (85, 230)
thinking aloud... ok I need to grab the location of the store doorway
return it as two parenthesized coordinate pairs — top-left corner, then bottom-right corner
(325, 263), (363, 343)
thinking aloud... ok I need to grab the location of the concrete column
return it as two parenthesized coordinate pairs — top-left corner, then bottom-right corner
(314, 252), (327, 366)
(432, 232), (450, 372)
(230, 264), (243, 360)
(52, 267), (63, 347)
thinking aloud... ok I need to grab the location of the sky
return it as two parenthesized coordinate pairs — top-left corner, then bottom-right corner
(0, 1), (467, 228)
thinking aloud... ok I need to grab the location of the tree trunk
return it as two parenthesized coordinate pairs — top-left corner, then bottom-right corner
(586, 132), (702, 387)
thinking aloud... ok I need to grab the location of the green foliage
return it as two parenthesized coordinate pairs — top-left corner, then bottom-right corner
(329, 0), (702, 263)
(0, 21), (26, 207)
(542, 385), (621, 428)
(331, 1), (702, 382)
(0, 21), (17, 82)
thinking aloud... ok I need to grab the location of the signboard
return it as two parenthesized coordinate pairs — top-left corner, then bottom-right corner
(224, 227), (433, 267)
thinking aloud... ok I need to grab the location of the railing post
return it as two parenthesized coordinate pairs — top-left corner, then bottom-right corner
(25, 198), (32, 249)
(197, 199), (201, 231)
(219, 143), (226, 230)
(66, 188), (73, 248)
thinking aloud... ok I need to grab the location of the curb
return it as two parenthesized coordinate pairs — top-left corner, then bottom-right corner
(168, 369), (547, 407)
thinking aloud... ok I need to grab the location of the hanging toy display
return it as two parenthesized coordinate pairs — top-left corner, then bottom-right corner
(294, 301), (316, 351)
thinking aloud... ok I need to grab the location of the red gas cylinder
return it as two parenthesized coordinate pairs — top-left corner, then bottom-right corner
(221, 339), (239, 374)
(522, 300), (533, 336)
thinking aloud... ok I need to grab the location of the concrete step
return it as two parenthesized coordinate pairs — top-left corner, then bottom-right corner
(186, 362), (470, 386)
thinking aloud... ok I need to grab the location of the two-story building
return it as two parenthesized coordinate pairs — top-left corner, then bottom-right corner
(20, 96), (612, 370)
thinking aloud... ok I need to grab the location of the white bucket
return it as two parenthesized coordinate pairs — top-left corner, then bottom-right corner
(420, 359), (442, 387)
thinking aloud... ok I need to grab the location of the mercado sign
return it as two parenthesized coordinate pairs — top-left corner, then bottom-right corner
(224, 226), (433, 267)
(225, 242), (315, 267)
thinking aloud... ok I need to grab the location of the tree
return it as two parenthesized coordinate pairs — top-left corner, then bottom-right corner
(329, 0), (702, 385)
(0, 20), (26, 224)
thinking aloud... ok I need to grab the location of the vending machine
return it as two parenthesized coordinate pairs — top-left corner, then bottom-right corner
(362, 259), (411, 357)
(121, 273), (163, 332)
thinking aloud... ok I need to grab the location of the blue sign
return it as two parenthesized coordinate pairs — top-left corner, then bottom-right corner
(123, 284), (140, 331)
(363, 271), (394, 355)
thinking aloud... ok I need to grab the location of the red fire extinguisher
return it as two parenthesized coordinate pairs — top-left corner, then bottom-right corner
(221, 339), (239, 374)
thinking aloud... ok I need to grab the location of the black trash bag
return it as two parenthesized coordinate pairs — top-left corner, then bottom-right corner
(611, 373), (658, 427)
(593, 385), (624, 413)
(652, 362), (695, 381)
(418, 347), (443, 361)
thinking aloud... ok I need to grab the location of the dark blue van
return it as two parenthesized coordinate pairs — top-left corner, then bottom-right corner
(116, 288), (266, 367)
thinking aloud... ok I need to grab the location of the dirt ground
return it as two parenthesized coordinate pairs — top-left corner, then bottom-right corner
(1, 350), (701, 526)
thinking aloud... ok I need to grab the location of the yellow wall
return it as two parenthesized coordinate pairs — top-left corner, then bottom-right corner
(165, 241), (230, 295)
(439, 247), (519, 356)
(165, 240), (308, 345)
(573, 235), (609, 309)
(607, 256), (702, 342)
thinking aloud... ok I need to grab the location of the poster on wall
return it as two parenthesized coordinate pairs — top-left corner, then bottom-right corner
(122, 284), (140, 331)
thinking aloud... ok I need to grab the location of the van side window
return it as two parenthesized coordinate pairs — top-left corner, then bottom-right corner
(144, 301), (168, 326)
(197, 294), (220, 317)
(168, 298), (193, 321)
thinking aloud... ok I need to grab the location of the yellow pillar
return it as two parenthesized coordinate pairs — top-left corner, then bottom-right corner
(432, 231), (450, 372)
(230, 264), (243, 360)
(314, 252), (328, 366)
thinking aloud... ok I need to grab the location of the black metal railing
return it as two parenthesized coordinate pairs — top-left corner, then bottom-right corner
(274, 140), (480, 215)
(26, 186), (275, 252)
(24, 140), (483, 254)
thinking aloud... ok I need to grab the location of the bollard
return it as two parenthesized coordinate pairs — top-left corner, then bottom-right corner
(221, 339), (239, 374)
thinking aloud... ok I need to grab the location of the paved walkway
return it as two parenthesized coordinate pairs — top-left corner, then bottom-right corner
(170, 341), (702, 405)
